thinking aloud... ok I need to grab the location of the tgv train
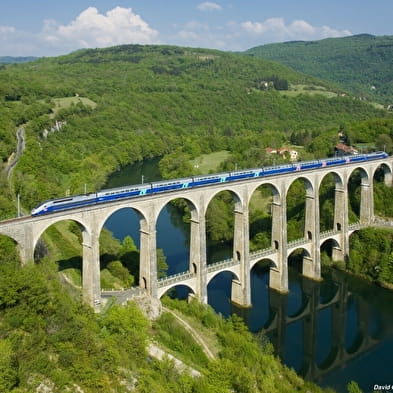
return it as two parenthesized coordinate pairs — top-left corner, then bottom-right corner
(31, 151), (388, 216)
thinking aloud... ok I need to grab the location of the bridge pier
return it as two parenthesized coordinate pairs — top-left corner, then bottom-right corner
(303, 180), (321, 281)
(139, 216), (157, 298)
(82, 228), (101, 308)
(334, 180), (350, 260)
(190, 209), (208, 303)
(269, 189), (288, 293)
(360, 179), (373, 225)
(232, 204), (251, 307)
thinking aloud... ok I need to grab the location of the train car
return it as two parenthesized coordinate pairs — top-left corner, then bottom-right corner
(31, 151), (389, 216)
(263, 163), (296, 176)
(226, 169), (259, 181)
(149, 178), (193, 193)
(30, 193), (98, 215)
(192, 173), (226, 186)
(96, 185), (149, 201)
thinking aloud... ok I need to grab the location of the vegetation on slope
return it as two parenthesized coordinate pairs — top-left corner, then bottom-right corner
(0, 44), (390, 219)
(0, 256), (337, 393)
(245, 34), (393, 105)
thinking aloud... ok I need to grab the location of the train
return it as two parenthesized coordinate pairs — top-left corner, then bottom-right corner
(31, 151), (389, 216)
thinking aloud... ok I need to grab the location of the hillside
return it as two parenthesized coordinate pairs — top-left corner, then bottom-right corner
(0, 44), (390, 218)
(244, 34), (393, 105)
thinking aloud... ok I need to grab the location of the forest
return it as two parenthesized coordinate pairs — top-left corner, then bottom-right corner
(1, 40), (393, 392)
(245, 34), (393, 105)
(0, 43), (391, 219)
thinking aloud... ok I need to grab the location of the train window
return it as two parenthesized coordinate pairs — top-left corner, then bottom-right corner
(53, 198), (73, 204)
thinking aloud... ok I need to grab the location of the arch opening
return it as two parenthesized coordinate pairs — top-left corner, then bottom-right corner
(207, 270), (239, 317)
(101, 207), (145, 290)
(33, 219), (84, 288)
(160, 284), (194, 301)
(156, 197), (197, 277)
(319, 172), (341, 233)
(206, 190), (239, 265)
(287, 178), (313, 242)
(321, 238), (341, 267)
(348, 168), (369, 224)
(373, 164), (393, 217)
(249, 183), (281, 254)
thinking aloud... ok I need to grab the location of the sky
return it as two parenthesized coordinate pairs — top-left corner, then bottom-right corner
(0, 0), (392, 57)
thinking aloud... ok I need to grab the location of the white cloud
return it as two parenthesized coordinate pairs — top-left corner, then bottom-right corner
(240, 17), (351, 42)
(0, 25), (16, 34)
(197, 2), (223, 12)
(43, 7), (158, 49)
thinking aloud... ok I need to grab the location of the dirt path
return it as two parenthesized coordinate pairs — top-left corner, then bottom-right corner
(5, 126), (25, 178)
(147, 343), (201, 377)
(162, 306), (215, 360)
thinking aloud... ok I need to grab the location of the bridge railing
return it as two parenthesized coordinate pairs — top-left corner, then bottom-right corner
(287, 237), (309, 248)
(157, 271), (196, 288)
(101, 286), (147, 296)
(250, 247), (275, 260)
(320, 229), (340, 239)
(348, 222), (362, 230)
(207, 257), (238, 273)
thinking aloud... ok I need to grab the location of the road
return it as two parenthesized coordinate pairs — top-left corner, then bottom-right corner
(5, 126), (25, 178)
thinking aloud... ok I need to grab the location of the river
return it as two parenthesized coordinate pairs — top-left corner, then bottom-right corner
(104, 159), (393, 393)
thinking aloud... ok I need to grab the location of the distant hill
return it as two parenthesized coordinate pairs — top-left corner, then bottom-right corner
(244, 34), (393, 105)
(0, 56), (38, 64)
(0, 44), (390, 214)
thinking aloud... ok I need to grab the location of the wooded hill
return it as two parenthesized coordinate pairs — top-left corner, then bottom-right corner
(244, 34), (393, 105)
(0, 44), (391, 218)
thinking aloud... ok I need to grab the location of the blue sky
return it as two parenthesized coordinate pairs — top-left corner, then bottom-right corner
(0, 0), (392, 56)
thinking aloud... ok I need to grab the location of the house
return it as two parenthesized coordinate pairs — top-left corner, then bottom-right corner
(335, 143), (358, 156)
(265, 147), (299, 162)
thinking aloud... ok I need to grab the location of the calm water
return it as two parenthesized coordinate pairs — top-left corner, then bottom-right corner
(104, 159), (393, 393)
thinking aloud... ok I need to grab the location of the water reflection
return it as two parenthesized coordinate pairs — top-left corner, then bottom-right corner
(221, 268), (393, 393)
(104, 159), (393, 393)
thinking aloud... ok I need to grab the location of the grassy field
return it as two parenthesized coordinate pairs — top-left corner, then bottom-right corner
(279, 84), (339, 98)
(50, 96), (97, 117)
(191, 150), (231, 174)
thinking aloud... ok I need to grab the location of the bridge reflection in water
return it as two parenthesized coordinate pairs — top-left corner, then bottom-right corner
(230, 268), (393, 391)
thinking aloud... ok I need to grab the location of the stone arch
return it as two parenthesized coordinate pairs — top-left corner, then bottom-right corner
(248, 182), (281, 255)
(372, 162), (392, 187)
(207, 269), (240, 286)
(250, 257), (278, 271)
(207, 269), (241, 315)
(320, 237), (341, 265)
(96, 204), (148, 235)
(154, 196), (200, 277)
(286, 176), (314, 242)
(288, 247), (311, 274)
(159, 284), (195, 300)
(318, 171), (343, 232)
(373, 162), (393, 218)
(347, 166), (371, 224)
(32, 216), (89, 252)
(205, 189), (243, 266)
(33, 219), (87, 290)
(99, 206), (148, 291)
(204, 187), (243, 209)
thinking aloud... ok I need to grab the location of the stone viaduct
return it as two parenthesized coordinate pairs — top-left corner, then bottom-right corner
(0, 157), (392, 309)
